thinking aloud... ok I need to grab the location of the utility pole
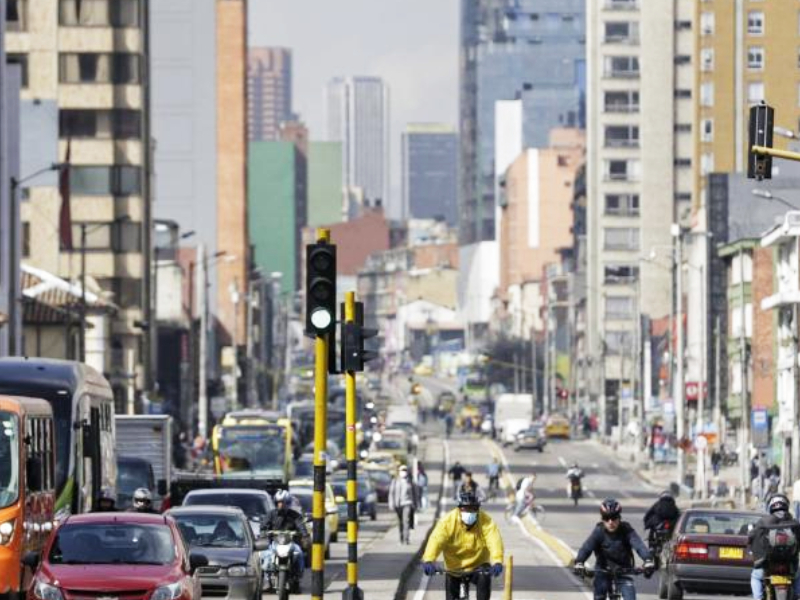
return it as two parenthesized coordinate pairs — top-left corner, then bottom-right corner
(197, 244), (208, 437)
(140, 0), (154, 394)
(792, 300), (800, 485)
(80, 223), (87, 362)
(714, 316), (722, 442)
(739, 247), (750, 505)
(673, 224), (686, 489)
(531, 327), (538, 415)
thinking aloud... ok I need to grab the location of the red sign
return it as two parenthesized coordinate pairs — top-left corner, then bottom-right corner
(685, 382), (708, 401)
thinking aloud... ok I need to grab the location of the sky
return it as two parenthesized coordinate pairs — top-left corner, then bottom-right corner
(249, 0), (460, 217)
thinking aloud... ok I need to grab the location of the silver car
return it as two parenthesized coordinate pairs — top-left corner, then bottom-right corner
(168, 506), (268, 600)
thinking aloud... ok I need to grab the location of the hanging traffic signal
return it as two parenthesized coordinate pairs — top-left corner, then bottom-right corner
(341, 301), (378, 372)
(305, 241), (337, 336)
(748, 102), (774, 180)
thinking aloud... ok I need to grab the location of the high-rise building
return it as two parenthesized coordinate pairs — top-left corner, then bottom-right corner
(401, 124), (458, 226)
(325, 77), (390, 214)
(248, 47), (292, 142)
(459, 0), (586, 245)
(586, 0), (695, 434)
(308, 141), (344, 227)
(7, 0), (150, 405)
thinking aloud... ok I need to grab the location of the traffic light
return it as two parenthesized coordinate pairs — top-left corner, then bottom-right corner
(305, 241), (337, 336)
(341, 301), (378, 372)
(748, 102), (774, 180)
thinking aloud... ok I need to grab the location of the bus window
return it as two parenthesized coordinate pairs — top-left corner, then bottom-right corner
(0, 411), (19, 509)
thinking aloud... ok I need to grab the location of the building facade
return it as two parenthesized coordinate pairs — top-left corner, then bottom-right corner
(401, 123), (458, 226)
(325, 76), (390, 214)
(247, 47), (292, 142)
(308, 141), (343, 227)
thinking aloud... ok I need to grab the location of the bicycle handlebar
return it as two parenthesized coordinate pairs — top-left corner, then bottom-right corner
(583, 567), (645, 577)
(431, 566), (495, 577)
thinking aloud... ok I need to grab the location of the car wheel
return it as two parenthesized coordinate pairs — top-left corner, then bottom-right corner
(657, 570), (668, 599)
(666, 574), (683, 600)
(331, 530), (338, 543)
(324, 543), (331, 559)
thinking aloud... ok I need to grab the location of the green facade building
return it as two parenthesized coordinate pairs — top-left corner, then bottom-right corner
(308, 141), (343, 227)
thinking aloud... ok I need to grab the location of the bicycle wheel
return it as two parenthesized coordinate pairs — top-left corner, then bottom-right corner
(504, 504), (515, 522)
(532, 504), (546, 524)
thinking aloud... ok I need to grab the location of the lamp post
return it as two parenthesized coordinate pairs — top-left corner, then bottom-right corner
(752, 188), (800, 210)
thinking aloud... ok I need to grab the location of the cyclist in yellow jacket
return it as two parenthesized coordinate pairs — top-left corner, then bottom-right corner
(421, 491), (504, 600)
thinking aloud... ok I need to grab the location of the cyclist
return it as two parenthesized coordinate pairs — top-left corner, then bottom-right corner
(458, 471), (486, 502)
(486, 458), (502, 498)
(573, 498), (654, 600)
(261, 490), (308, 590)
(130, 488), (157, 513)
(422, 491), (504, 600)
(566, 462), (584, 500)
(748, 493), (800, 600)
(643, 491), (680, 548)
(512, 472), (537, 518)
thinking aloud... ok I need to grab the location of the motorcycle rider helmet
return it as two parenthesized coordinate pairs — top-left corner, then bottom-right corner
(571, 462), (579, 469)
(457, 491), (481, 510)
(600, 497), (622, 520)
(275, 489), (290, 508)
(768, 493), (790, 514)
(659, 490), (674, 500)
(133, 488), (152, 511)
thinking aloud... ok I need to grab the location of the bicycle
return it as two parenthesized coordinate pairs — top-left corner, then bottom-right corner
(576, 566), (645, 600)
(504, 497), (546, 524)
(431, 565), (496, 600)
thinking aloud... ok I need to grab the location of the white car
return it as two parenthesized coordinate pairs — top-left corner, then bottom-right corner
(499, 418), (531, 446)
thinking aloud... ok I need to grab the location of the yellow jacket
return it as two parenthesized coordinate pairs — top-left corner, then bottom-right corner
(422, 508), (504, 571)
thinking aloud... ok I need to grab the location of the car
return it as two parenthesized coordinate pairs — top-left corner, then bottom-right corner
(331, 474), (379, 521)
(413, 364), (434, 376)
(363, 466), (392, 503)
(23, 512), (205, 600)
(386, 421), (419, 452)
(167, 506), (267, 600)
(288, 479), (339, 555)
(183, 489), (275, 538)
(364, 451), (399, 471)
(659, 508), (762, 599)
(514, 426), (547, 452)
(437, 391), (457, 415)
(373, 430), (410, 464)
(457, 404), (483, 431)
(545, 414), (571, 439)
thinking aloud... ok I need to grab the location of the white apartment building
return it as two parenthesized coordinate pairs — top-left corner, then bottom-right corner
(586, 0), (695, 434)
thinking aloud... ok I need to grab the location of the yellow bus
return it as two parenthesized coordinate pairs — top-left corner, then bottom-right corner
(211, 410), (294, 483)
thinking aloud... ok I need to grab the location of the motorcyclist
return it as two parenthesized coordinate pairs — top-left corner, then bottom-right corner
(643, 491), (680, 547)
(93, 487), (117, 512)
(421, 491), (504, 600)
(566, 462), (584, 499)
(748, 493), (800, 600)
(574, 498), (654, 600)
(261, 490), (309, 590)
(130, 488), (157, 513)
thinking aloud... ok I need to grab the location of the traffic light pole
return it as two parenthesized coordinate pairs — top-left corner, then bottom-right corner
(342, 292), (363, 600)
(751, 145), (800, 163)
(311, 228), (331, 600)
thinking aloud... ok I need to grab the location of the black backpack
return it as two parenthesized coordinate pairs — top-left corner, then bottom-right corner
(763, 523), (799, 563)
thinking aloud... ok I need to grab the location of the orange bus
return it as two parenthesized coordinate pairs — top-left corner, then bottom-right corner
(0, 396), (55, 600)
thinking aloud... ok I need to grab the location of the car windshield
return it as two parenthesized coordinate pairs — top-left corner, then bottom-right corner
(173, 514), (249, 548)
(330, 481), (347, 497)
(184, 493), (272, 519)
(0, 412), (19, 509)
(366, 470), (391, 485)
(295, 460), (314, 478)
(290, 491), (313, 515)
(49, 523), (176, 565)
(217, 425), (286, 475)
(681, 513), (761, 535)
(377, 439), (404, 450)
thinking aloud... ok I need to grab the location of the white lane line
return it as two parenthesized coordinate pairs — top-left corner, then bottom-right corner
(415, 439), (450, 600)
(558, 456), (568, 468)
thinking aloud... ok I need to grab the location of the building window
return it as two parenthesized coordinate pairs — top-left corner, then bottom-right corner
(748, 46), (764, 70)
(701, 48), (714, 71)
(604, 227), (640, 251)
(674, 89), (692, 99)
(6, 0), (27, 32)
(605, 331), (634, 355)
(605, 56), (639, 78)
(605, 297), (635, 320)
(59, 109), (142, 139)
(59, 0), (139, 28)
(675, 20), (692, 31)
(604, 194), (640, 216)
(701, 12), (715, 35)
(604, 21), (639, 44)
(7, 53), (28, 88)
(59, 53), (141, 84)
(701, 152), (715, 175)
(674, 55), (691, 65)
(604, 264), (639, 284)
(674, 158), (692, 168)
(701, 82), (714, 107)
(604, 90), (639, 113)
(605, 159), (638, 182)
(748, 10), (764, 35)
(98, 277), (142, 308)
(22, 222), (30, 258)
(675, 123), (692, 133)
(701, 118), (714, 142)
(748, 82), (765, 104)
(604, 125), (639, 148)
(71, 166), (142, 196)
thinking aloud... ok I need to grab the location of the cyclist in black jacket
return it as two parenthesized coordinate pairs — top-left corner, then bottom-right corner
(574, 498), (654, 600)
(643, 491), (680, 546)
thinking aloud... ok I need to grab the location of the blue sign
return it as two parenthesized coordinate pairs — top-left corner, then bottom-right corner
(752, 408), (769, 448)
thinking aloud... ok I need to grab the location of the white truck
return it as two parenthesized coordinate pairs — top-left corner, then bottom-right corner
(115, 415), (173, 511)
(494, 394), (534, 446)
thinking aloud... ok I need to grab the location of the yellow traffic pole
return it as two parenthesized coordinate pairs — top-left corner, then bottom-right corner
(752, 144), (800, 163)
(504, 555), (513, 600)
(311, 228), (330, 600)
(343, 292), (363, 600)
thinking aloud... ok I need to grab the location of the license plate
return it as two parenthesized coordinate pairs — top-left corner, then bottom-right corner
(719, 547), (743, 560)
(770, 575), (792, 585)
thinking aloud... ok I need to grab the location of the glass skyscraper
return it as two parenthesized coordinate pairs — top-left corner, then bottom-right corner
(402, 124), (458, 226)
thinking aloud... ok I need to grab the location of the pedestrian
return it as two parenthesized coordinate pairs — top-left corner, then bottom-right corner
(417, 464), (429, 512)
(389, 465), (417, 544)
(793, 475), (800, 518)
(710, 448), (722, 477)
(449, 460), (466, 499)
(750, 456), (760, 481)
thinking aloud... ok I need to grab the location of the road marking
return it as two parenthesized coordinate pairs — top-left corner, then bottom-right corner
(417, 438), (450, 600)
(558, 456), (568, 468)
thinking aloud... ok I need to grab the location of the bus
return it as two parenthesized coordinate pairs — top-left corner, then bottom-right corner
(0, 358), (116, 517)
(287, 401), (347, 455)
(0, 396), (56, 599)
(211, 410), (294, 483)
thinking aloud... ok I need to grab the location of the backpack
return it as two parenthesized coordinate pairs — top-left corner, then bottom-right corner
(516, 477), (524, 491)
(764, 524), (798, 563)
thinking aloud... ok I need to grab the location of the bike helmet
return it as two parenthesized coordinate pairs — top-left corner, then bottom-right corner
(659, 490), (674, 500)
(458, 491), (481, 509)
(133, 488), (152, 510)
(600, 498), (622, 520)
(768, 493), (790, 514)
(275, 489), (290, 504)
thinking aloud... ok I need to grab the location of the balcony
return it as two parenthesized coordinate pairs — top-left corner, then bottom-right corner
(605, 69), (640, 79)
(604, 103), (639, 114)
(604, 139), (639, 149)
(604, 34), (639, 45)
(604, 0), (638, 10)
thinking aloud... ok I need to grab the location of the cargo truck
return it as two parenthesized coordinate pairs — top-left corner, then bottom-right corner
(115, 414), (172, 511)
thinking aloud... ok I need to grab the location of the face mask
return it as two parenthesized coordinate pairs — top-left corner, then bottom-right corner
(461, 511), (478, 526)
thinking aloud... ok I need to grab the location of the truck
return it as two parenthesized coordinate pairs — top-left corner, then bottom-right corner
(115, 415), (173, 511)
(493, 394), (534, 446)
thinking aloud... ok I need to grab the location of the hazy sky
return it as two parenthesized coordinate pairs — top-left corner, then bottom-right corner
(249, 1), (460, 214)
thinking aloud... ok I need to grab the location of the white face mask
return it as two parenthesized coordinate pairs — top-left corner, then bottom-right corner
(461, 511), (478, 526)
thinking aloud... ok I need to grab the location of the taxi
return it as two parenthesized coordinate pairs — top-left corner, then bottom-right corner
(545, 414), (571, 439)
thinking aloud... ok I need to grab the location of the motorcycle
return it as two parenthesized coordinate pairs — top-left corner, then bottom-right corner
(568, 476), (582, 506)
(648, 522), (672, 569)
(263, 530), (302, 600)
(763, 561), (796, 600)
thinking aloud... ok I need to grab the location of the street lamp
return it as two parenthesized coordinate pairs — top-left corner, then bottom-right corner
(751, 188), (800, 210)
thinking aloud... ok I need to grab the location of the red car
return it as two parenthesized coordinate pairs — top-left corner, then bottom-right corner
(23, 512), (207, 600)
